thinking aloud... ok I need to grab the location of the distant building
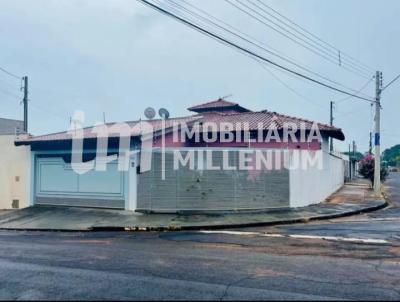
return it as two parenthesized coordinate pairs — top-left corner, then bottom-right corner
(0, 118), (30, 209)
(0, 117), (24, 135)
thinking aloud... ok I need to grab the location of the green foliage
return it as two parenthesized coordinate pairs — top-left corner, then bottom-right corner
(359, 154), (389, 187)
(382, 144), (400, 167)
(396, 155), (400, 167)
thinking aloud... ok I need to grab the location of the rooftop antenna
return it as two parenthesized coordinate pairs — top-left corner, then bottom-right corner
(219, 94), (233, 100)
(143, 107), (156, 135)
(158, 108), (170, 120)
(70, 116), (77, 134)
(103, 112), (106, 124)
(144, 107), (156, 120)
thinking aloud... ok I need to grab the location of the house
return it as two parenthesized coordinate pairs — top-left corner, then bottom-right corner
(15, 99), (346, 213)
(0, 118), (30, 209)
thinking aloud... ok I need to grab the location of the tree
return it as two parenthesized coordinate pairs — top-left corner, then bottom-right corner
(359, 154), (388, 188)
(382, 144), (400, 167)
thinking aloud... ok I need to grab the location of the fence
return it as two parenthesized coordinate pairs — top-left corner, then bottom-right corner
(289, 151), (345, 207)
(137, 149), (345, 213)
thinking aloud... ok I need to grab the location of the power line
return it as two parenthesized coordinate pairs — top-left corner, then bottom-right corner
(249, 0), (372, 74)
(382, 73), (400, 91)
(28, 101), (67, 121)
(0, 77), (21, 91)
(138, 0), (374, 103)
(335, 102), (370, 119)
(224, 0), (371, 79)
(335, 76), (375, 104)
(0, 87), (22, 100)
(257, 58), (372, 110)
(0, 91), (67, 122)
(255, 60), (326, 109)
(0, 66), (21, 80)
(161, 0), (373, 98)
(241, 0), (372, 75)
(253, 0), (375, 73)
(163, 0), (371, 96)
(0, 77), (69, 124)
(381, 130), (400, 138)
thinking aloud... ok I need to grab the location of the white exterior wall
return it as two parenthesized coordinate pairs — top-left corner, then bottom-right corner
(289, 137), (345, 208)
(0, 135), (30, 209)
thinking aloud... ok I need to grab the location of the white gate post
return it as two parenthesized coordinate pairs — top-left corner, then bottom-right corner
(127, 153), (138, 211)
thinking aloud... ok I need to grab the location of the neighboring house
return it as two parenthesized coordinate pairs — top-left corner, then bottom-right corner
(342, 152), (362, 181)
(0, 118), (30, 209)
(0, 118), (24, 135)
(15, 99), (346, 213)
(348, 156), (360, 180)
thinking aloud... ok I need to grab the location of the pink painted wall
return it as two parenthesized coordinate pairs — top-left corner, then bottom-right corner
(153, 130), (322, 150)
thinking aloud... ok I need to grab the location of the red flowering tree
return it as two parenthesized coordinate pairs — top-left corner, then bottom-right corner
(358, 154), (388, 188)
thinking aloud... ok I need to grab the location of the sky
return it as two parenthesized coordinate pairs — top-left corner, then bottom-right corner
(0, 0), (399, 152)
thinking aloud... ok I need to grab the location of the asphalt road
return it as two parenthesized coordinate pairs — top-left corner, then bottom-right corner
(0, 173), (399, 300)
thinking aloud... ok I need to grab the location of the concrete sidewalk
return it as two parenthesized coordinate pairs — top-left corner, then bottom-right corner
(0, 181), (387, 231)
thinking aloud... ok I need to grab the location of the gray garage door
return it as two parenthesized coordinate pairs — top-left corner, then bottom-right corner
(137, 150), (289, 213)
(34, 157), (125, 209)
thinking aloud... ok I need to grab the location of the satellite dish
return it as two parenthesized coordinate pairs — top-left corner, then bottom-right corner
(158, 108), (170, 119)
(144, 107), (156, 119)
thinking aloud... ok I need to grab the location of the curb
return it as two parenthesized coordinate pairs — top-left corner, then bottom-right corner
(163, 199), (389, 231)
(0, 200), (388, 233)
(88, 201), (389, 232)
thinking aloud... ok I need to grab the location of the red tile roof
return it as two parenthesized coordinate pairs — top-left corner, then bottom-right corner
(15, 115), (201, 144)
(193, 111), (344, 140)
(199, 111), (332, 129)
(187, 98), (250, 113)
(15, 101), (345, 145)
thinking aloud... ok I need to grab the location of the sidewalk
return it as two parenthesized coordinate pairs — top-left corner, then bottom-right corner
(0, 181), (387, 231)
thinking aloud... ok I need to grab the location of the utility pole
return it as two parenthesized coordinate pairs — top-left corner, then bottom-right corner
(22, 76), (28, 133)
(369, 132), (372, 155)
(348, 144), (352, 180)
(353, 140), (357, 176)
(330, 101), (334, 152)
(374, 71), (382, 196)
